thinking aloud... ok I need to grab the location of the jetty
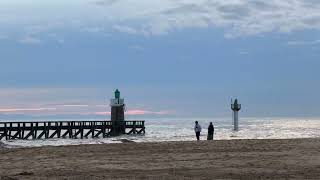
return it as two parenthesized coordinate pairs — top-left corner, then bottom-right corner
(0, 120), (145, 140)
(0, 90), (145, 140)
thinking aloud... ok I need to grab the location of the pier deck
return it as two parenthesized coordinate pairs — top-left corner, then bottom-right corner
(0, 120), (145, 140)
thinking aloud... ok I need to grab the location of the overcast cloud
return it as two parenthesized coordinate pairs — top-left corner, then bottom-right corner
(0, 0), (320, 39)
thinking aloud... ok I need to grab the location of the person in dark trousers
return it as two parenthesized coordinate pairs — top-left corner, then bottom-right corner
(194, 121), (202, 141)
(207, 122), (214, 140)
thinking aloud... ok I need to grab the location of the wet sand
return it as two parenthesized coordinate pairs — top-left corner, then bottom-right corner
(0, 138), (320, 179)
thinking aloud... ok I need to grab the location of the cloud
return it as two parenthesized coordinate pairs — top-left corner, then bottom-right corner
(57, 39), (65, 44)
(18, 36), (42, 44)
(0, 35), (8, 40)
(239, 50), (249, 55)
(2, 0), (320, 39)
(112, 25), (147, 35)
(95, 109), (170, 116)
(16, 23), (65, 44)
(287, 40), (320, 46)
(95, 111), (111, 115)
(48, 33), (65, 44)
(95, 0), (320, 37)
(82, 27), (104, 33)
(95, 0), (119, 7)
(61, 104), (90, 107)
(126, 109), (170, 115)
(0, 87), (173, 117)
(0, 108), (56, 113)
(130, 45), (144, 51)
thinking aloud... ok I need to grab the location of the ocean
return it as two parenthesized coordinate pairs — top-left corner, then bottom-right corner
(2, 117), (320, 147)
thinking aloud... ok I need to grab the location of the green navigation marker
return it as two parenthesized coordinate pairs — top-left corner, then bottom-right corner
(115, 89), (120, 99)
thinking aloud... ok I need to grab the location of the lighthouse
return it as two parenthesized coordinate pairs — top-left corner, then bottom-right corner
(231, 99), (241, 131)
(110, 89), (126, 135)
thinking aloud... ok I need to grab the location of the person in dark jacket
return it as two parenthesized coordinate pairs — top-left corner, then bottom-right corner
(207, 122), (214, 140)
(194, 121), (202, 141)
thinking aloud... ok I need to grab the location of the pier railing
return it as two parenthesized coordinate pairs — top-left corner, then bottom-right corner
(0, 120), (145, 140)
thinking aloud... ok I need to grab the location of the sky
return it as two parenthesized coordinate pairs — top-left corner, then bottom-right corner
(0, 0), (320, 119)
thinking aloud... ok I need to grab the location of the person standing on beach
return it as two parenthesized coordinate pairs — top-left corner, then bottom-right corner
(207, 122), (214, 140)
(194, 121), (202, 141)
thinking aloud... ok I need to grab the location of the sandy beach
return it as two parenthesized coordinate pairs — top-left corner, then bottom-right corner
(0, 138), (320, 179)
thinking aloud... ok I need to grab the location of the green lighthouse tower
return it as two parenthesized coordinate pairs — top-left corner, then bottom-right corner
(231, 99), (241, 131)
(110, 89), (125, 135)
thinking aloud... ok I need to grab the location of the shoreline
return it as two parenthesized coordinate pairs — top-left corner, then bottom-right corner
(1, 138), (320, 179)
(1, 137), (319, 149)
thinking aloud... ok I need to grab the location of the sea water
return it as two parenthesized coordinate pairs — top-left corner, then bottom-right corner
(2, 117), (320, 147)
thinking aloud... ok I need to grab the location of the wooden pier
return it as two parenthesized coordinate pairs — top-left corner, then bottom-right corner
(0, 120), (145, 140)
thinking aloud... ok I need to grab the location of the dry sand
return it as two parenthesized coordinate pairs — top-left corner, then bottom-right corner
(0, 138), (320, 179)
